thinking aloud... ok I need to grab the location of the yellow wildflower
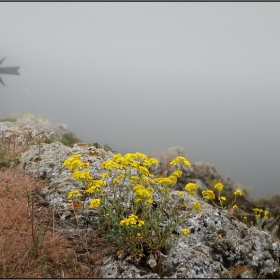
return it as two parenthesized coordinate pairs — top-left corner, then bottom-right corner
(192, 201), (201, 211)
(264, 210), (269, 220)
(118, 173), (125, 179)
(232, 204), (238, 209)
(89, 198), (101, 209)
(170, 156), (191, 167)
(185, 183), (199, 196)
(181, 228), (190, 237)
(62, 154), (89, 172)
(101, 173), (109, 178)
(120, 214), (144, 227)
(140, 177), (149, 185)
(143, 158), (159, 167)
(169, 175), (178, 185)
(67, 190), (82, 200)
(177, 191), (184, 197)
(137, 220), (145, 226)
(84, 180), (106, 194)
(214, 183), (224, 191)
(234, 189), (243, 196)
(172, 171), (183, 178)
(138, 166), (150, 176)
(130, 175), (140, 181)
(72, 170), (86, 180)
(219, 196), (226, 201)
(101, 160), (121, 170)
(202, 190), (215, 200)
(133, 152), (148, 161)
(253, 208), (264, 213)
(133, 184), (153, 204)
(113, 178), (119, 184)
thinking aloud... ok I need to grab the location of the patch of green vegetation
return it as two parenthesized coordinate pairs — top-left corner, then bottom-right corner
(60, 132), (82, 148)
(91, 142), (116, 153)
(0, 113), (19, 122)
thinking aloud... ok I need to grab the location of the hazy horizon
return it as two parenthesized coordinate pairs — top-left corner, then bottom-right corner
(1, 2), (280, 200)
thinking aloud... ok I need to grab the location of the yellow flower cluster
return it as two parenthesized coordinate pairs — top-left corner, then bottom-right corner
(84, 180), (106, 194)
(253, 208), (269, 219)
(133, 184), (153, 204)
(89, 198), (101, 209)
(72, 169), (93, 181)
(119, 214), (145, 227)
(192, 201), (201, 211)
(107, 153), (159, 171)
(68, 190), (82, 199)
(170, 156), (191, 167)
(202, 190), (215, 200)
(101, 173), (109, 178)
(185, 183), (199, 196)
(234, 189), (243, 196)
(181, 228), (190, 237)
(62, 154), (94, 184)
(101, 161), (121, 170)
(214, 183), (224, 191)
(62, 154), (89, 172)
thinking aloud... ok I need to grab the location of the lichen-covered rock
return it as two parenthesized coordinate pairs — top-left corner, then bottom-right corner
(0, 121), (45, 149)
(17, 142), (114, 207)
(14, 114), (75, 141)
(99, 192), (280, 278)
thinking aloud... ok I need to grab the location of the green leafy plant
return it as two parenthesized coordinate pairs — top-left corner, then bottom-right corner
(62, 153), (198, 260)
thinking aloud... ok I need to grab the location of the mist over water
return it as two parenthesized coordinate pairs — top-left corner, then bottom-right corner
(1, 3), (280, 200)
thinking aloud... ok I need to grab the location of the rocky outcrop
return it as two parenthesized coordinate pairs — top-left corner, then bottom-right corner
(0, 114), (81, 143)
(1, 122), (280, 278)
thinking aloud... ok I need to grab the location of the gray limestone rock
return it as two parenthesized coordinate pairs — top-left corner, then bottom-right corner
(15, 115), (72, 141)
(17, 142), (114, 208)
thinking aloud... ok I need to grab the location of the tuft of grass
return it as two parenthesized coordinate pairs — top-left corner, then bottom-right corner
(228, 265), (257, 278)
(91, 142), (116, 153)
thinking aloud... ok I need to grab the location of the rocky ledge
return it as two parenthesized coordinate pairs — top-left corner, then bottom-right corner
(1, 120), (280, 278)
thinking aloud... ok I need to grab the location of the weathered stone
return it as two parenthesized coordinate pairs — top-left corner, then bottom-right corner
(16, 142), (114, 208)
(14, 115), (73, 141)
(99, 194), (280, 278)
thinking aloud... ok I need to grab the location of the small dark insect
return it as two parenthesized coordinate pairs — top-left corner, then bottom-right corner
(152, 201), (158, 210)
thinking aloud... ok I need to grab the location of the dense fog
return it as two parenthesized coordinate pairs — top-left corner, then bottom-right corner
(1, 3), (280, 199)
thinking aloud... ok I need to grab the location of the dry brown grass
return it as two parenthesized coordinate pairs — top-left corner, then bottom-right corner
(228, 265), (257, 278)
(0, 167), (115, 278)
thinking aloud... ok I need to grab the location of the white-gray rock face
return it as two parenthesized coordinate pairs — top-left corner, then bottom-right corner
(15, 115), (70, 141)
(0, 121), (45, 148)
(100, 194), (280, 278)
(17, 142), (114, 208)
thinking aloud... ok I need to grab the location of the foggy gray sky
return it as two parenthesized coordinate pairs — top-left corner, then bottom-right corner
(1, 2), (280, 200)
